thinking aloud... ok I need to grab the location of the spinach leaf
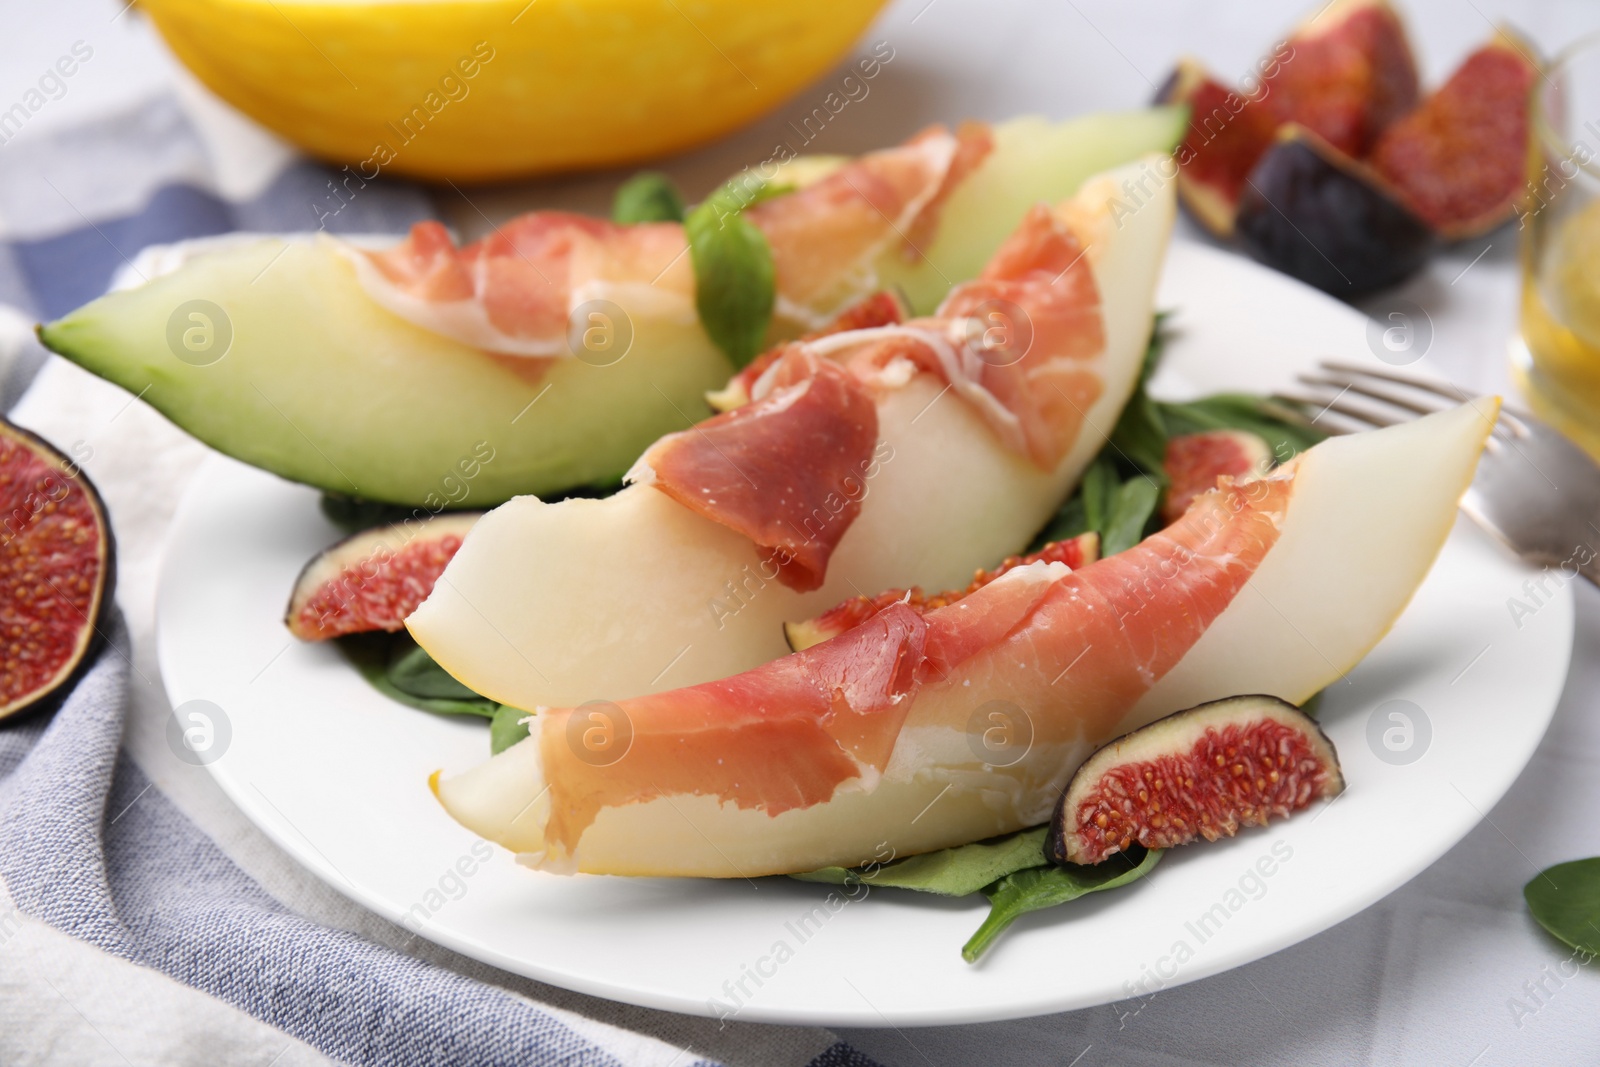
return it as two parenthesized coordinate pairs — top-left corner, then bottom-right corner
(962, 847), (1162, 963)
(791, 827), (1051, 898)
(490, 703), (533, 754)
(319, 493), (416, 534)
(1158, 394), (1327, 461)
(685, 181), (790, 368)
(612, 172), (686, 224)
(339, 633), (498, 719)
(1526, 858), (1600, 956)
(386, 638), (485, 701)
(1102, 476), (1162, 556)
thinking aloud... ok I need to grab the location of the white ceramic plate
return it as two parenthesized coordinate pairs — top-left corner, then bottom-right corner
(156, 242), (1573, 1027)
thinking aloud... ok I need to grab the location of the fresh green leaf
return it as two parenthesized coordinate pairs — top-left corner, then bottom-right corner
(490, 703), (533, 754)
(1106, 322), (1171, 476)
(1526, 858), (1600, 956)
(386, 638), (484, 701)
(685, 180), (791, 367)
(791, 827), (1051, 898)
(1102, 477), (1162, 556)
(339, 633), (497, 719)
(319, 493), (416, 534)
(1158, 394), (1327, 462)
(612, 172), (686, 224)
(962, 847), (1162, 963)
(1078, 457), (1118, 536)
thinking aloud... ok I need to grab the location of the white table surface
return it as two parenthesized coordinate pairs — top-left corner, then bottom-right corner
(6, 1), (1599, 1063)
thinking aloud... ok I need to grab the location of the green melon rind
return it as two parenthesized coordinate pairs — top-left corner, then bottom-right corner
(37, 106), (1187, 507)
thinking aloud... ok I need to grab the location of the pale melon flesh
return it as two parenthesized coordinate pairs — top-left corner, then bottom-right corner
(438, 401), (1497, 877)
(36, 108), (1187, 506)
(406, 158), (1178, 712)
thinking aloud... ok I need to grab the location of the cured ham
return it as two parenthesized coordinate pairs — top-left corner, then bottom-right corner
(782, 531), (1099, 650)
(406, 158), (1177, 713)
(434, 402), (1497, 876)
(345, 125), (991, 358)
(642, 353), (879, 592)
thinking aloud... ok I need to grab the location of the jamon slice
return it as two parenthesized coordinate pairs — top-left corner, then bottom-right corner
(782, 531), (1099, 651)
(435, 402), (1494, 877)
(349, 125), (991, 357)
(406, 158), (1174, 713)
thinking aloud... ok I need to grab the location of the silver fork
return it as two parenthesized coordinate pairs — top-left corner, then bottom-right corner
(1273, 360), (1600, 589)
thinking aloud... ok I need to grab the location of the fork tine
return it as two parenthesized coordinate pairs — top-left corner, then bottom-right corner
(1313, 360), (1519, 442)
(1318, 360), (1475, 404)
(1270, 387), (1402, 431)
(1296, 372), (1447, 420)
(1273, 383), (1503, 452)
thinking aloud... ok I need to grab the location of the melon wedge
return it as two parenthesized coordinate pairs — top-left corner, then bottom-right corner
(436, 401), (1495, 877)
(406, 157), (1177, 713)
(37, 110), (1186, 507)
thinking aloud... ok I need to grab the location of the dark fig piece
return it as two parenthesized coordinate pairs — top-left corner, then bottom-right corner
(1234, 124), (1435, 296)
(783, 532), (1098, 653)
(1370, 31), (1540, 238)
(0, 418), (115, 720)
(286, 513), (479, 641)
(1048, 695), (1343, 866)
(1160, 0), (1420, 237)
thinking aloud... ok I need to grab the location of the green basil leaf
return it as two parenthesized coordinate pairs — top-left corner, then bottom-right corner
(685, 181), (788, 368)
(490, 703), (533, 754)
(612, 171), (686, 224)
(339, 633), (498, 719)
(791, 827), (1050, 898)
(962, 847), (1162, 963)
(1102, 476), (1162, 557)
(1526, 858), (1600, 955)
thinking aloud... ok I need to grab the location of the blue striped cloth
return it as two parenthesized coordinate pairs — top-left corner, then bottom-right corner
(0, 89), (881, 1067)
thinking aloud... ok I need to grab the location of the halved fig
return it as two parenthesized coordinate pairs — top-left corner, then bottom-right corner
(0, 418), (115, 720)
(1161, 429), (1273, 524)
(1234, 124), (1435, 296)
(1370, 32), (1540, 238)
(1048, 694), (1343, 866)
(783, 532), (1099, 652)
(1160, 0), (1419, 236)
(286, 513), (479, 641)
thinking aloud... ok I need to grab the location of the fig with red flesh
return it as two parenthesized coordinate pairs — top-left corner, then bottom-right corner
(1370, 33), (1539, 238)
(1233, 123), (1435, 296)
(782, 531), (1098, 652)
(1160, 0), (1419, 237)
(1048, 694), (1343, 866)
(0, 418), (115, 720)
(286, 513), (479, 641)
(1161, 429), (1274, 525)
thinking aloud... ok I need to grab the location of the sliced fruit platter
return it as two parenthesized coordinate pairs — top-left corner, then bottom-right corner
(41, 93), (1567, 1013)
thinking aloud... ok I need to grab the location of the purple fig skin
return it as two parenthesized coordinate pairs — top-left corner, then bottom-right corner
(1234, 125), (1435, 298)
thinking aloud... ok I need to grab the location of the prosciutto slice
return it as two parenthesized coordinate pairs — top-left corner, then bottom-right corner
(633, 200), (1104, 594)
(639, 351), (878, 592)
(344, 124), (992, 358)
(434, 403), (1497, 877)
(532, 472), (1292, 869)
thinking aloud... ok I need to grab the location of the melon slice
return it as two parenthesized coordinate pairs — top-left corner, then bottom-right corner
(37, 110), (1186, 507)
(406, 157), (1177, 713)
(436, 400), (1494, 877)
